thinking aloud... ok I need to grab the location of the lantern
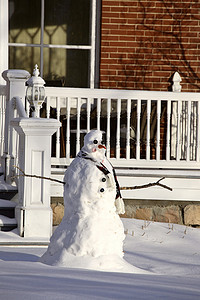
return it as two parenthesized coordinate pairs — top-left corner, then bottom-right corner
(26, 64), (45, 117)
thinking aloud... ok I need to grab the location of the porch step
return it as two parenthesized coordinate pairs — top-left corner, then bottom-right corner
(0, 215), (17, 232)
(0, 199), (17, 232)
(0, 174), (18, 200)
(0, 190), (18, 200)
(0, 169), (18, 231)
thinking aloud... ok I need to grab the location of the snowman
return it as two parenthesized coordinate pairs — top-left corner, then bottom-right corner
(40, 130), (136, 272)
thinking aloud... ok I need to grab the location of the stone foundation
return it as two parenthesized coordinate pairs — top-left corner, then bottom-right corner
(51, 198), (64, 226)
(184, 205), (200, 226)
(123, 200), (200, 227)
(51, 197), (200, 227)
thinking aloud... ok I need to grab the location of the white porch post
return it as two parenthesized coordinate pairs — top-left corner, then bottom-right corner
(11, 118), (60, 238)
(2, 70), (30, 182)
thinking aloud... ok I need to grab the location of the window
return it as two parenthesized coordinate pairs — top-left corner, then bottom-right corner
(9, 0), (98, 88)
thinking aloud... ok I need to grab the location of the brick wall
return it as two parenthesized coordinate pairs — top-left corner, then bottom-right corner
(100, 0), (200, 92)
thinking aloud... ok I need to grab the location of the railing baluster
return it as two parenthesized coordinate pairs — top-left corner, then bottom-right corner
(87, 98), (91, 132)
(25, 100), (30, 116)
(197, 101), (200, 162)
(0, 96), (4, 157)
(3, 96), (5, 155)
(186, 101), (191, 161)
(126, 99), (131, 159)
(66, 97), (70, 159)
(190, 101), (197, 161)
(56, 97), (60, 159)
(46, 96), (50, 118)
(136, 99), (141, 160)
(176, 101), (181, 161)
(3, 96), (5, 156)
(116, 98), (121, 159)
(193, 102), (198, 161)
(146, 99), (151, 160)
(181, 101), (187, 160)
(156, 100), (161, 161)
(106, 98), (111, 158)
(166, 100), (171, 161)
(76, 97), (81, 154)
(192, 102), (197, 161)
(97, 98), (101, 130)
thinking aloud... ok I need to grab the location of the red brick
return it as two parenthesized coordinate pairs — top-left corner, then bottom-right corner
(111, 7), (128, 13)
(104, 24), (119, 30)
(101, 58), (117, 64)
(102, 1), (120, 7)
(103, 35), (119, 41)
(110, 53), (126, 58)
(119, 1), (136, 7)
(109, 41), (127, 47)
(102, 17), (111, 23)
(101, 47), (119, 53)
(100, 75), (110, 81)
(119, 36), (136, 42)
(101, 70), (117, 76)
(109, 29), (128, 35)
(102, 12), (120, 18)
(101, 53), (109, 58)
(100, 64), (109, 70)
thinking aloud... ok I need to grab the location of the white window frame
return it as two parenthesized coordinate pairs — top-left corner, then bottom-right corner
(1, 0), (97, 88)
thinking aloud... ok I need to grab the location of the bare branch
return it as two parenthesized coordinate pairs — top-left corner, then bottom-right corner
(13, 166), (65, 185)
(120, 177), (172, 191)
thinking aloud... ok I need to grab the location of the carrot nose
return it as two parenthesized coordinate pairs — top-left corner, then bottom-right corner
(98, 144), (106, 149)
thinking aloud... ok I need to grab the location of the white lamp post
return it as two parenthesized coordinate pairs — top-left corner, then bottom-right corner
(26, 64), (45, 117)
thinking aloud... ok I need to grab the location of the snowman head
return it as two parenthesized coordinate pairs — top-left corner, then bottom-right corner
(82, 130), (106, 156)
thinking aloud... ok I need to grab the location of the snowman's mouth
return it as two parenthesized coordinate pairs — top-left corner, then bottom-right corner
(98, 144), (106, 149)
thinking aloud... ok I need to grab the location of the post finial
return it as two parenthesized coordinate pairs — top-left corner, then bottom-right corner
(33, 64), (40, 77)
(172, 71), (182, 92)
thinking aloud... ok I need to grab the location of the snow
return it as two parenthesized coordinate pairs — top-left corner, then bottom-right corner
(0, 175), (17, 191)
(0, 215), (17, 225)
(0, 228), (49, 246)
(0, 218), (200, 299)
(0, 130), (200, 298)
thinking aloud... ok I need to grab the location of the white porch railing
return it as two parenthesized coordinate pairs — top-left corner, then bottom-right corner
(45, 87), (200, 169)
(2, 79), (200, 171)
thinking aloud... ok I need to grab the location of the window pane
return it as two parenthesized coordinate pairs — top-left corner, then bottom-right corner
(44, 0), (91, 45)
(9, 46), (40, 73)
(9, 0), (41, 44)
(43, 48), (90, 88)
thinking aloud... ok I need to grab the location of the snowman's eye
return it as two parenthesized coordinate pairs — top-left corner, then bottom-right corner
(93, 139), (98, 144)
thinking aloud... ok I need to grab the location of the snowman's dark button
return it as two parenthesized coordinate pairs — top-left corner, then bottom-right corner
(100, 188), (104, 192)
(102, 177), (106, 182)
(93, 139), (98, 144)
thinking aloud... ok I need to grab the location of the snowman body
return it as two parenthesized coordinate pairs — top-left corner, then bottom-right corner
(40, 130), (134, 272)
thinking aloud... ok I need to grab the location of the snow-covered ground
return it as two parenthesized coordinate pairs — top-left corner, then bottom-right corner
(0, 218), (200, 300)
